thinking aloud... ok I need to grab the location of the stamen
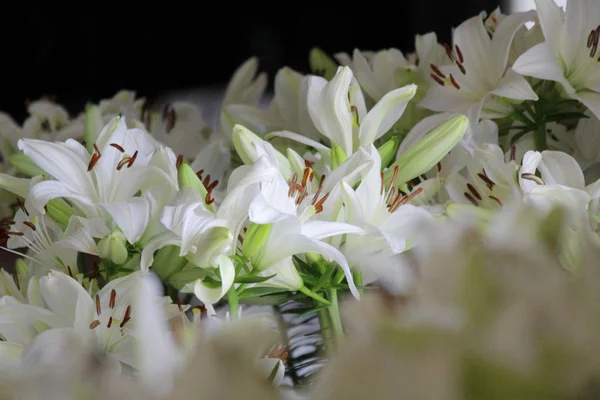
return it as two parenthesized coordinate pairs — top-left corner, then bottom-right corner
(96, 294), (101, 315)
(120, 305), (132, 328)
(388, 166), (399, 193)
(350, 105), (360, 125)
(203, 174), (211, 188)
(387, 192), (403, 212)
(314, 193), (330, 213)
(93, 143), (101, 156)
(380, 171), (385, 195)
(489, 195), (503, 206)
(176, 154), (184, 169)
(477, 171), (495, 190)
(466, 183), (482, 201)
(127, 151), (138, 168)
(520, 173), (545, 185)
(238, 234), (244, 244)
(107, 317), (113, 328)
(444, 43), (455, 61)
(464, 192), (479, 206)
(5, 231), (24, 236)
(23, 221), (36, 231)
(162, 104), (177, 133)
(89, 320), (101, 329)
(176, 297), (183, 313)
(87, 153), (101, 171)
(110, 143), (125, 153)
(397, 187), (424, 208)
(309, 171), (314, 182)
(288, 173), (299, 197)
(301, 168), (310, 188)
(109, 289), (116, 309)
(456, 61), (467, 75)
(455, 45), (464, 64)
(67, 265), (73, 277)
(304, 159), (312, 168)
(437, 162), (442, 173)
(17, 199), (29, 217)
(450, 74), (461, 89)
(311, 174), (326, 205)
(430, 64), (446, 79)
(431, 73), (445, 86)
(196, 169), (204, 181)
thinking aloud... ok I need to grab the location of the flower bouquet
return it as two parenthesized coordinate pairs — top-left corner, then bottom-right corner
(2, 1), (600, 398)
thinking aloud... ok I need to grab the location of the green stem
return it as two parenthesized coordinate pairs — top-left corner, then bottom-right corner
(353, 269), (363, 297)
(298, 285), (331, 306)
(227, 286), (239, 319)
(327, 288), (344, 345)
(317, 308), (334, 356)
(534, 120), (547, 151)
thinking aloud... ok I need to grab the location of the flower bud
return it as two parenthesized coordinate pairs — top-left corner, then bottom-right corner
(9, 153), (44, 177)
(242, 223), (272, 260)
(232, 125), (292, 178)
(45, 199), (75, 229)
(309, 47), (337, 80)
(386, 115), (468, 187)
(330, 145), (348, 170)
(98, 230), (128, 265)
(84, 104), (104, 153)
(377, 136), (400, 168)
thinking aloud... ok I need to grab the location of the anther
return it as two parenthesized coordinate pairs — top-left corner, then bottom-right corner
(16, 199), (29, 216)
(450, 74), (461, 89)
(107, 317), (113, 328)
(176, 154), (183, 169)
(477, 171), (495, 190)
(489, 195), (503, 206)
(301, 168), (310, 187)
(89, 320), (101, 329)
(520, 173), (544, 185)
(109, 289), (116, 309)
(431, 73), (445, 86)
(162, 104), (177, 133)
(120, 305), (132, 328)
(110, 143), (125, 153)
(67, 265), (73, 277)
(455, 45), (464, 64)
(380, 171), (385, 196)
(93, 143), (101, 156)
(430, 64), (446, 79)
(466, 183), (482, 201)
(87, 153), (101, 171)
(23, 221), (36, 231)
(464, 192), (479, 206)
(444, 43), (455, 61)
(456, 61), (467, 75)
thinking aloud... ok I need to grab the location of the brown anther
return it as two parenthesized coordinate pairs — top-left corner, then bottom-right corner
(510, 145), (516, 162)
(107, 316), (113, 328)
(450, 74), (461, 89)
(456, 61), (467, 75)
(243, 227), (248, 233)
(388, 166), (399, 193)
(89, 320), (101, 329)
(489, 195), (503, 206)
(311, 175), (326, 205)
(477, 171), (495, 190)
(16, 199), (29, 216)
(464, 192), (479, 206)
(6, 231), (24, 236)
(455, 45), (464, 64)
(304, 159), (312, 168)
(67, 265), (73, 277)
(301, 168), (310, 187)
(206, 179), (219, 192)
(96, 294), (101, 315)
(288, 173), (299, 197)
(387, 192), (403, 212)
(203, 174), (211, 188)
(88, 153), (101, 171)
(196, 169), (204, 180)
(23, 221), (36, 231)
(397, 187), (424, 208)
(430, 64), (446, 79)
(350, 105), (360, 125)
(466, 183), (482, 201)
(431, 73), (445, 86)
(444, 43), (455, 61)
(120, 305), (132, 328)
(109, 289), (116, 309)
(176, 154), (184, 169)
(520, 173), (545, 185)
(309, 171), (315, 182)
(380, 171), (385, 196)
(238, 234), (244, 244)
(437, 162), (442, 173)
(314, 192), (330, 213)
(176, 297), (183, 313)
(110, 143), (125, 153)
(93, 143), (101, 156)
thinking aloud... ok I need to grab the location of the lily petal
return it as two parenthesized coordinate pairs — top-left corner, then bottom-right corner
(101, 198), (151, 244)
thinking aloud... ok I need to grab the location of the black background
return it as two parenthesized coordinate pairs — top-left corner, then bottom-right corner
(2, 2), (501, 122)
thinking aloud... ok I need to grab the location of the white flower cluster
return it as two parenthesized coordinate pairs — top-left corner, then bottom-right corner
(1, 1), (600, 398)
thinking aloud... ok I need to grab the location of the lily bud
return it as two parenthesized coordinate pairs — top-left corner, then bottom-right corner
(330, 145), (348, 170)
(9, 153), (44, 177)
(177, 163), (215, 211)
(309, 47), (338, 80)
(242, 223), (272, 259)
(386, 115), (468, 187)
(98, 230), (128, 265)
(15, 259), (30, 281)
(152, 245), (189, 281)
(84, 105), (104, 153)
(45, 199), (75, 229)
(232, 125), (292, 179)
(377, 136), (400, 169)
(186, 226), (233, 267)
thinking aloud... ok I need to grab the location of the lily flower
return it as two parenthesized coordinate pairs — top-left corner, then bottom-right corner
(513, 0), (600, 118)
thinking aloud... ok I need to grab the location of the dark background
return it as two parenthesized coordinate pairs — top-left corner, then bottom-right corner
(2, 2), (502, 122)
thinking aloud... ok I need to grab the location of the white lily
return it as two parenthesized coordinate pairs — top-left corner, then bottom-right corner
(0, 270), (182, 369)
(18, 117), (176, 232)
(513, 0), (600, 118)
(272, 66), (417, 157)
(246, 143), (364, 297)
(420, 11), (538, 120)
(340, 145), (434, 290)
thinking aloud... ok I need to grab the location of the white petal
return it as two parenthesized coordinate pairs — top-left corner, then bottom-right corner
(513, 43), (575, 94)
(490, 11), (537, 78)
(490, 69), (538, 101)
(572, 91), (600, 120)
(538, 151), (585, 189)
(39, 270), (94, 326)
(28, 180), (98, 217)
(54, 216), (109, 255)
(301, 220), (363, 240)
(0, 174), (34, 198)
(379, 205), (433, 253)
(266, 130), (331, 155)
(193, 255), (235, 304)
(101, 198), (150, 244)
(534, 0), (565, 53)
(519, 150), (543, 193)
(341, 181), (365, 224)
(359, 84), (417, 146)
(258, 257), (304, 290)
(140, 231), (182, 271)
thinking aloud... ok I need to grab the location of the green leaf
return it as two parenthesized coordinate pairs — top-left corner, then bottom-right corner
(234, 274), (276, 284)
(238, 287), (290, 298)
